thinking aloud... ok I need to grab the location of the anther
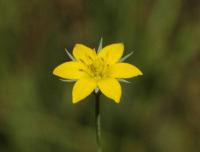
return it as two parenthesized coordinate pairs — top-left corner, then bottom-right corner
(79, 58), (86, 64)
(88, 55), (93, 61)
(78, 69), (84, 72)
(100, 57), (104, 61)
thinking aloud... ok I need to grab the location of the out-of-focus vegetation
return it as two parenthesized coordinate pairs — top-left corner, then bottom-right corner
(0, 0), (200, 152)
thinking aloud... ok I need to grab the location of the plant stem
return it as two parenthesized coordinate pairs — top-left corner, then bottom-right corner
(95, 92), (102, 152)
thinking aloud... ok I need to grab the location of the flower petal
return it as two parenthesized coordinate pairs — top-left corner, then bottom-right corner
(98, 43), (124, 64)
(53, 61), (87, 79)
(72, 44), (97, 63)
(98, 78), (121, 103)
(72, 78), (97, 103)
(110, 63), (143, 78)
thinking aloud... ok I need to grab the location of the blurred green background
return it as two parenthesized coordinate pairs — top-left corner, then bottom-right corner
(0, 0), (200, 152)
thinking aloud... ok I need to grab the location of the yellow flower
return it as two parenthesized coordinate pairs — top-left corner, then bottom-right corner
(53, 43), (143, 103)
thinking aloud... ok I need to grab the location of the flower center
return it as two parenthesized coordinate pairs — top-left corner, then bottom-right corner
(79, 57), (110, 80)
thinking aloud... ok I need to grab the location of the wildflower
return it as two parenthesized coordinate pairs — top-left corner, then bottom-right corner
(53, 42), (143, 103)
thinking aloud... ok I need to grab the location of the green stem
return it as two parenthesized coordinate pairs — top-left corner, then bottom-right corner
(95, 92), (102, 152)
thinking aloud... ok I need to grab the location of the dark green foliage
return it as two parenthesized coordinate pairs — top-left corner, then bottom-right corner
(0, 0), (200, 151)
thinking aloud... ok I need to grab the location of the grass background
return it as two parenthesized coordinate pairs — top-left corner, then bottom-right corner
(0, 0), (200, 151)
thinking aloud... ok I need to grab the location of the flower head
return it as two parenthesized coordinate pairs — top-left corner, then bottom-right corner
(53, 41), (143, 103)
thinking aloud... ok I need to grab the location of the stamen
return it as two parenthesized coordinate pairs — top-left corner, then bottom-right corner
(88, 55), (93, 61)
(78, 69), (84, 72)
(78, 68), (92, 77)
(85, 57), (110, 79)
(79, 58), (86, 65)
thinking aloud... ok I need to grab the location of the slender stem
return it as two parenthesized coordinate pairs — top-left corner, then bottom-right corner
(95, 92), (102, 152)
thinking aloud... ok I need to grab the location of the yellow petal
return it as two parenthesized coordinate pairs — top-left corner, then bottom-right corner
(98, 78), (121, 103)
(72, 44), (97, 63)
(110, 63), (143, 78)
(72, 78), (97, 103)
(98, 43), (124, 64)
(53, 61), (87, 79)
